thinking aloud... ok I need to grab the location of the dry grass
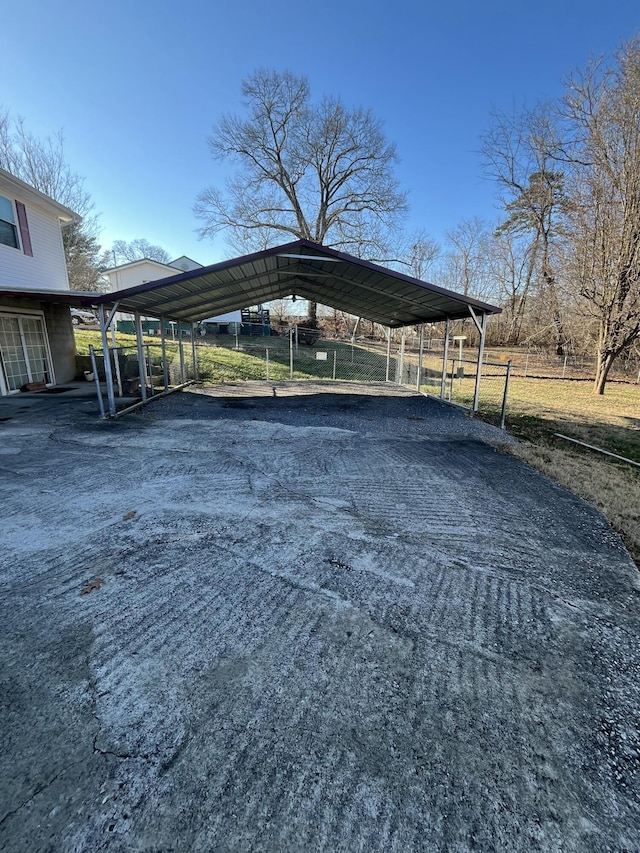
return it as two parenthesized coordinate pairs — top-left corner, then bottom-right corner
(498, 377), (640, 567)
(505, 377), (640, 462)
(508, 441), (640, 567)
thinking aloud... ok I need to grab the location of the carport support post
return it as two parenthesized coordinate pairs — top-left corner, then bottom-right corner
(89, 344), (105, 418)
(417, 324), (424, 391)
(440, 319), (451, 399)
(178, 331), (186, 384)
(111, 325), (123, 397)
(289, 327), (294, 379)
(470, 308), (487, 413)
(191, 323), (198, 381)
(134, 311), (148, 403)
(160, 317), (169, 391)
(398, 328), (405, 385)
(385, 328), (391, 382)
(98, 304), (116, 417)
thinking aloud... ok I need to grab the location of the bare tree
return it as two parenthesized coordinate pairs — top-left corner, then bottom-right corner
(194, 70), (407, 325)
(482, 106), (569, 353)
(488, 230), (537, 344)
(392, 229), (441, 280)
(561, 39), (640, 393)
(439, 217), (496, 301)
(110, 238), (171, 265)
(0, 108), (103, 291)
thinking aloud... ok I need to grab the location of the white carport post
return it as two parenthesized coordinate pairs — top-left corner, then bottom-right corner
(440, 319), (451, 399)
(98, 304), (117, 417)
(469, 307), (487, 413)
(111, 324), (123, 398)
(417, 324), (424, 391)
(160, 316), (169, 391)
(191, 323), (198, 381)
(385, 328), (391, 382)
(397, 328), (406, 385)
(178, 327), (186, 384)
(134, 311), (148, 403)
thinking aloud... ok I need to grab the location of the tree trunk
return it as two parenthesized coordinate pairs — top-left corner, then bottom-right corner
(593, 350), (615, 394)
(306, 300), (318, 328)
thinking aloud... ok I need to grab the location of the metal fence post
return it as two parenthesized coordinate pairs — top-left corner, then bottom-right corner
(160, 317), (169, 391)
(398, 328), (405, 385)
(98, 304), (116, 416)
(111, 326), (123, 397)
(332, 349), (337, 380)
(289, 328), (294, 379)
(500, 360), (512, 430)
(191, 323), (198, 381)
(440, 319), (450, 398)
(135, 311), (148, 403)
(472, 312), (487, 413)
(89, 344), (106, 418)
(417, 323), (424, 391)
(178, 332), (185, 384)
(266, 348), (270, 381)
(146, 344), (155, 395)
(385, 327), (391, 382)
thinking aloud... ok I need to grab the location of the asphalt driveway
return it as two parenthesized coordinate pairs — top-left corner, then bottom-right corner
(1, 383), (639, 851)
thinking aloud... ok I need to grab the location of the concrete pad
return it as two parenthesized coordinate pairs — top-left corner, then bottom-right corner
(1, 383), (639, 851)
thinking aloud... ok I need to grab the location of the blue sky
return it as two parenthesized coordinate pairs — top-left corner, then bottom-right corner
(3, 0), (639, 266)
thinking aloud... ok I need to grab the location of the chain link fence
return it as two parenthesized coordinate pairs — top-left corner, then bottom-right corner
(88, 341), (196, 415)
(196, 327), (511, 427)
(89, 325), (514, 421)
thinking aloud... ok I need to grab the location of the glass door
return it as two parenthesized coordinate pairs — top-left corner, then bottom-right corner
(0, 313), (53, 393)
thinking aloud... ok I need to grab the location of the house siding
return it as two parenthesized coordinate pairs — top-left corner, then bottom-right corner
(105, 261), (176, 292)
(0, 185), (70, 292)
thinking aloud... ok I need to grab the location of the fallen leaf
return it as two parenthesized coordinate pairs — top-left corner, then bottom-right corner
(123, 510), (137, 520)
(80, 578), (105, 595)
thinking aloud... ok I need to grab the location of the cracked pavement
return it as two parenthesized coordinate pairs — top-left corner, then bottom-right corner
(1, 382), (639, 852)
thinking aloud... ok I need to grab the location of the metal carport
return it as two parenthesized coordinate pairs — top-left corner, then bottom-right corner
(84, 239), (501, 417)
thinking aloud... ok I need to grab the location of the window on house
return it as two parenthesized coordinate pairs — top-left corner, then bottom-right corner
(0, 195), (19, 249)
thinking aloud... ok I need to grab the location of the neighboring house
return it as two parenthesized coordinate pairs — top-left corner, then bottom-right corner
(102, 257), (244, 332)
(102, 258), (191, 293)
(169, 255), (202, 273)
(0, 168), (80, 395)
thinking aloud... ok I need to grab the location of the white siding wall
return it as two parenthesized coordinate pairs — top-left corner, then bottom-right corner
(0, 186), (70, 292)
(104, 261), (176, 292)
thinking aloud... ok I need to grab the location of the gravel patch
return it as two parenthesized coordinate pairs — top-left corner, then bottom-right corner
(0, 383), (638, 852)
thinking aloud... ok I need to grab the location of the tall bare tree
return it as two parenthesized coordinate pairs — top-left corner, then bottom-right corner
(0, 109), (103, 291)
(440, 217), (495, 301)
(110, 238), (171, 265)
(194, 70), (407, 325)
(561, 39), (640, 393)
(488, 230), (537, 345)
(482, 106), (569, 353)
(395, 229), (441, 280)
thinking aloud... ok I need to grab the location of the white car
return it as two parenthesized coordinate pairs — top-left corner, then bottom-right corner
(70, 307), (98, 326)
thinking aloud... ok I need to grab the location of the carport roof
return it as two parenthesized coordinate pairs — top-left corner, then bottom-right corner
(90, 239), (500, 327)
(0, 287), (103, 306)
